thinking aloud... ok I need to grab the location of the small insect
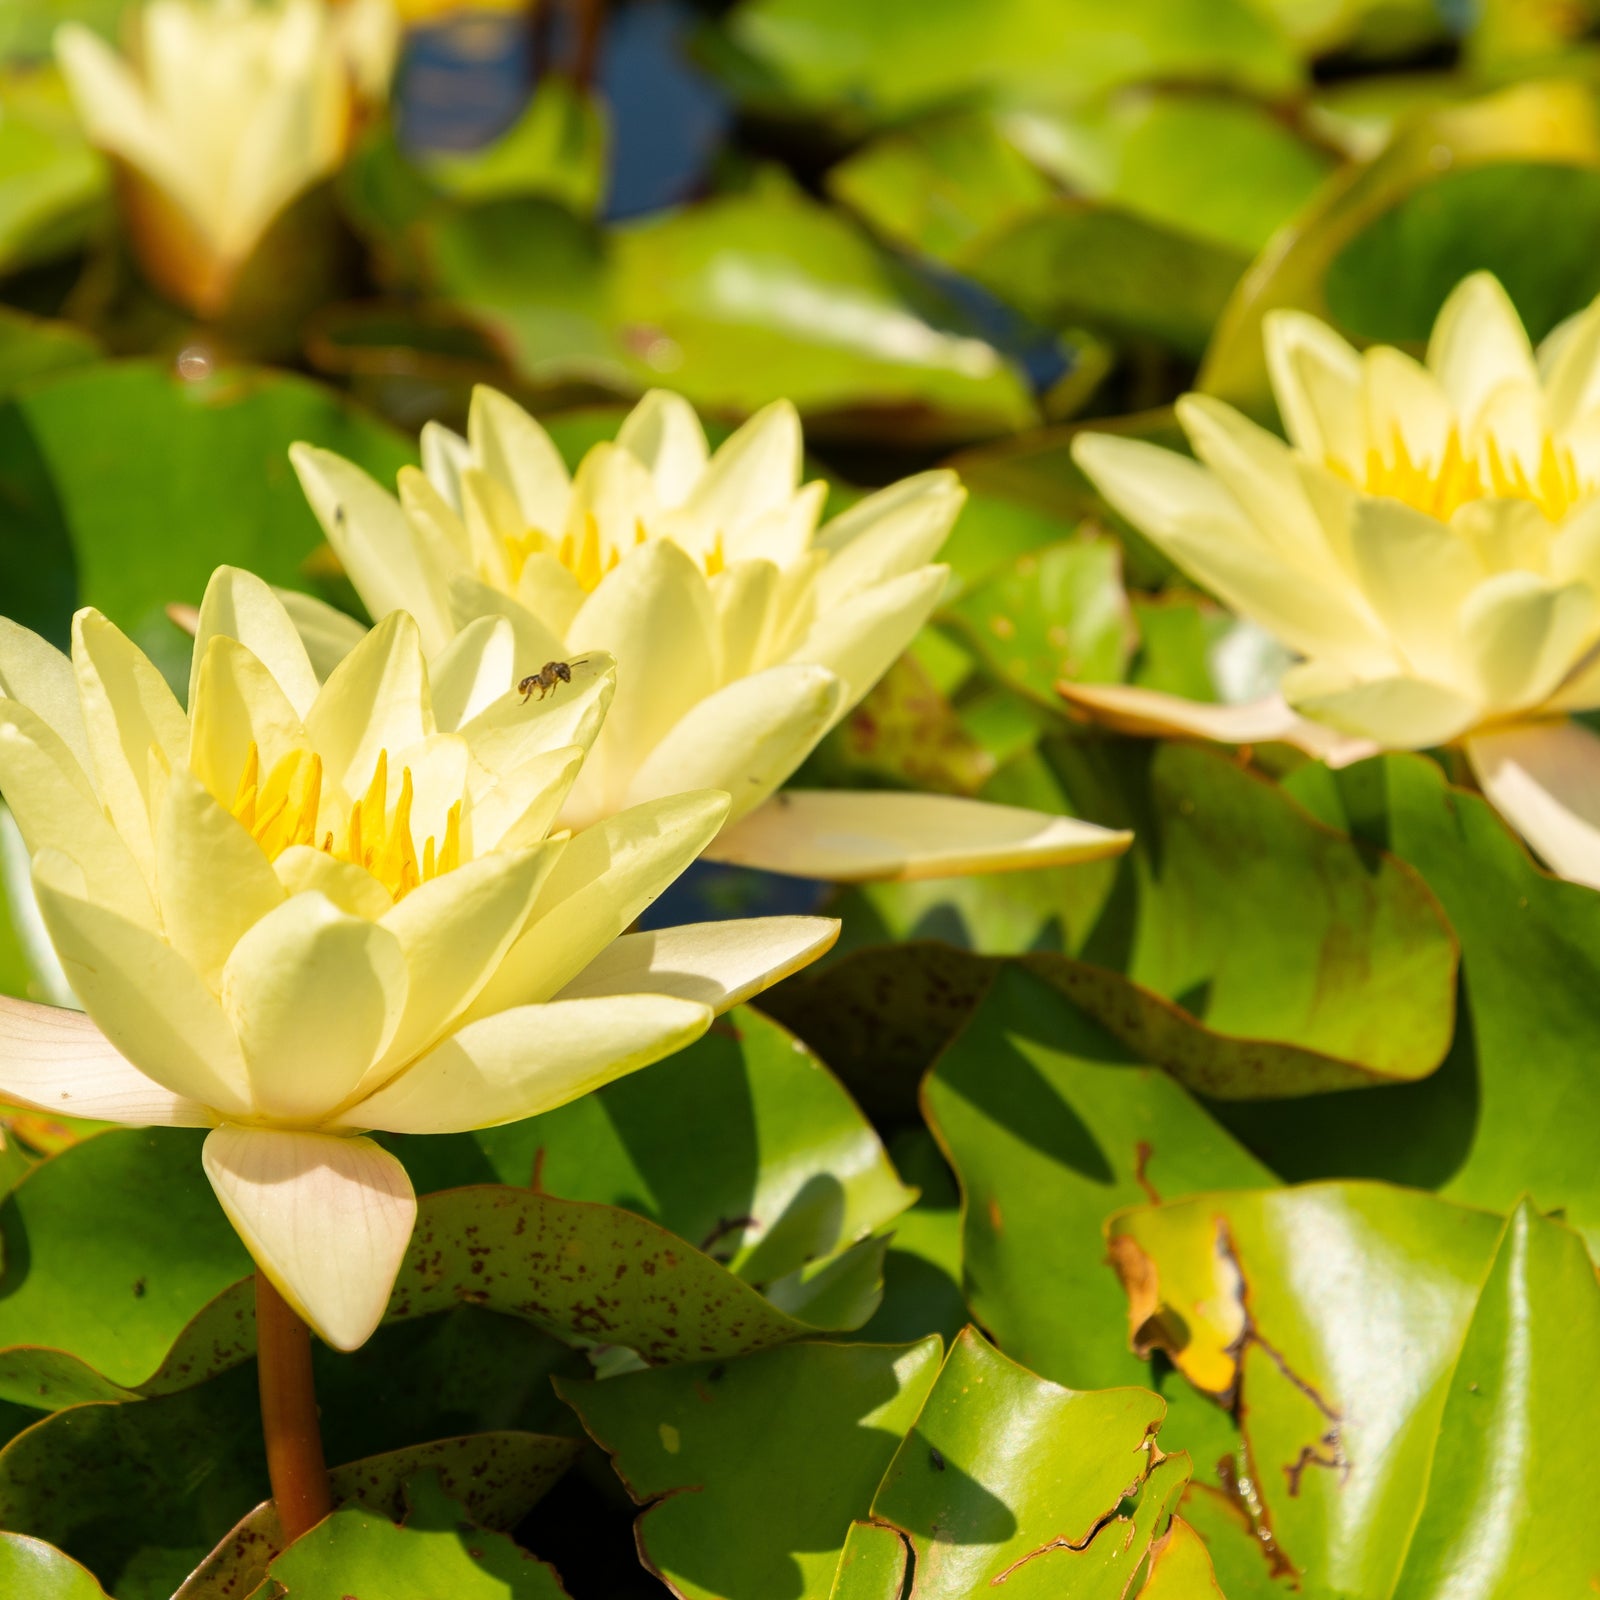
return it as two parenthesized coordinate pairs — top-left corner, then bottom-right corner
(929, 1446), (945, 1472)
(519, 658), (591, 703)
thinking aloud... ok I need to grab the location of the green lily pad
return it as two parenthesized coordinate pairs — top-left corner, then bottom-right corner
(826, 1522), (908, 1600)
(0, 360), (413, 685)
(0, 69), (105, 275)
(868, 1327), (1189, 1597)
(261, 1472), (570, 1598)
(924, 964), (1271, 1391)
(0, 1533), (109, 1600)
(0, 308), (100, 398)
(1135, 1518), (1229, 1598)
(558, 1336), (943, 1600)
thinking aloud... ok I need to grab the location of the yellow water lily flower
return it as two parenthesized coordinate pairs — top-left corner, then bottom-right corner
(1072, 273), (1600, 888)
(55, 0), (397, 316)
(290, 388), (1132, 881)
(0, 567), (838, 1350)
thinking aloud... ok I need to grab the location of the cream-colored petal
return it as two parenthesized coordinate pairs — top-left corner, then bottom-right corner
(1549, 496), (1600, 587)
(0, 996), (218, 1126)
(785, 565), (947, 723)
(467, 385), (571, 531)
(562, 442), (661, 560)
(1454, 498), (1551, 576)
(448, 574), (569, 673)
(813, 473), (963, 610)
(567, 540), (718, 803)
(32, 847), (251, 1114)
(704, 789), (1132, 882)
(291, 444), (456, 656)
(1466, 719), (1600, 888)
(190, 567), (320, 721)
(0, 617), (89, 773)
(157, 764), (286, 990)
(1056, 681), (1379, 768)
(1072, 432), (1245, 543)
(1362, 345), (1452, 465)
(0, 703), (156, 925)
(398, 464), (477, 576)
(623, 664), (844, 824)
(189, 634), (307, 810)
(1175, 395), (1332, 577)
(343, 993), (712, 1135)
(421, 420), (471, 510)
(367, 845), (556, 1078)
(1262, 310), (1365, 466)
(272, 844), (393, 919)
(1348, 496), (1482, 681)
(556, 916), (839, 1012)
(614, 388), (710, 508)
(274, 588), (366, 684)
(711, 560), (780, 682)
(458, 653), (614, 784)
(679, 399), (803, 535)
(1283, 664), (1480, 748)
(430, 615), (515, 733)
(221, 892), (408, 1121)
(72, 609), (188, 883)
(466, 746), (583, 854)
(305, 611), (432, 802)
(510, 553), (588, 643)
(1459, 571), (1598, 713)
(468, 789), (731, 1016)
(202, 1127), (415, 1351)
(1426, 272), (1538, 432)
(1541, 297), (1600, 432)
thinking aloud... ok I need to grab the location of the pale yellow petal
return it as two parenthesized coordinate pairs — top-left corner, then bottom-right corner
(189, 634), (307, 810)
(622, 664), (843, 825)
(221, 892), (408, 1121)
(465, 746), (583, 854)
(429, 616), (515, 734)
(1454, 498), (1551, 576)
(32, 847), (251, 1114)
(1459, 572), (1598, 713)
(562, 441), (661, 559)
(1072, 432), (1244, 543)
(1362, 345), (1452, 466)
(711, 559), (780, 681)
(272, 844), (394, 919)
(1282, 664), (1480, 748)
(813, 473), (963, 609)
(614, 388), (709, 507)
(705, 789), (1133, 882)
(679, 398), (802, 535)
(0, 996), (218, 1127)
(467, 385), (571, 531)
(291, 444), (456, 656)
(0, 617), (89, 773)
(1262, 309), (1365, 466)
(510, 553), (588, 643)
(72, 609), (188, 883)
(556, 916), (840, 1013)
(156, 764), (286, 990)
(1466, 719), (1600, 889)
(1426, 271), (1538, 431)
(458, 652), (614, 784)
(343, 993), (711, 1135)
(190, 566), (320, 721)
(421, 419), (471, 510)
(1540, 296), (1600, 432)
(467, 789), (731, 1016)
(305, 611), (432, 803)
(448, 574), (569, 673)
(274, 588), (366, 684)
(202, 1127), (415, 1351)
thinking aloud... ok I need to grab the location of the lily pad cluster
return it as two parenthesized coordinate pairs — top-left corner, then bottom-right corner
(3, 0), (1600, 1596)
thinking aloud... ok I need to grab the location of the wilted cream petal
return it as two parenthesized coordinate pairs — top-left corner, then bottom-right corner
(33, 847), (252, 1114)
(1459, 571), (1598, 713)
(305, 611), (431, 802)
(1427, 271), (1539, 431)
(1057, 681), (1379, 768)
(1466, 718), (1600, 888)
(1283, 664), (1480, 748)
(557, 916), (840, 1012)
(1263, 310), (1365, 466)
(706, 790), (1133, 882)
(0, 617), (90, 773)
(342, 993), (712, 1135)
(467, 385), (571, 531)
(0, 996), (218, 1126)
(292, 444), (455, 656)
(467, 789), (731, 1016)
(623, 664), (844, 824)
(615, 388), (709, 507)
(221, 892), (408, 1121)
(72, 610), (188, 883)
(202, 1127), (415, 1351)
(157, 764), (286, 990)
(190, 566), (320, 720)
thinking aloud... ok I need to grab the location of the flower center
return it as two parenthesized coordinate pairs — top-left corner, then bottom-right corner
(229, 744), (461, 900)
(500, 514), (726, 592)
(1340, 425), (1593, 522)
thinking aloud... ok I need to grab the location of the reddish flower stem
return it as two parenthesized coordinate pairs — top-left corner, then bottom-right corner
(255, 1270), (332, 1543)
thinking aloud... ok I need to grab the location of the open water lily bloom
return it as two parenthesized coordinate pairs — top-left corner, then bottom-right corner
(289, 388), (1132, 883)
(1072, 272), (1600, 889)
(55, 0), (396, 316)
(0, 567), (838, 1350)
